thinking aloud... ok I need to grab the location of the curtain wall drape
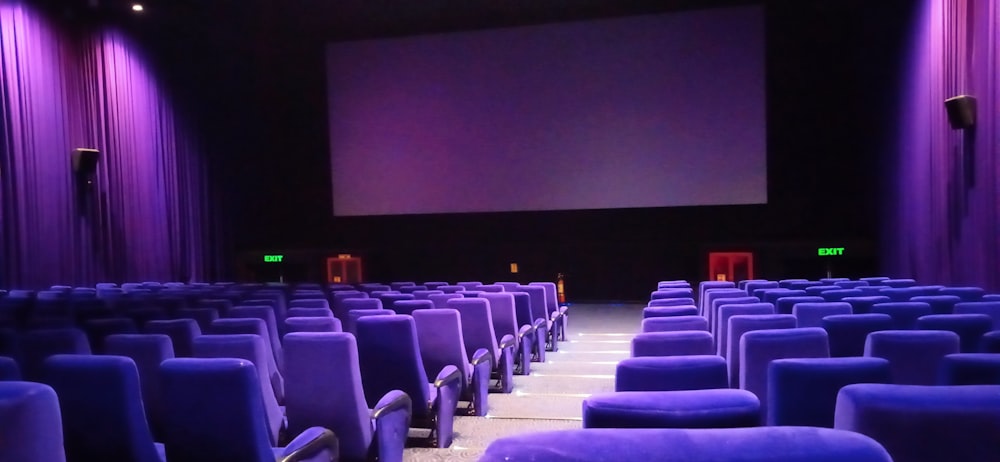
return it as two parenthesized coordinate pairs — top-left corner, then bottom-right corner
(886, 0), (999, 291)
(0, 2), (220, 288)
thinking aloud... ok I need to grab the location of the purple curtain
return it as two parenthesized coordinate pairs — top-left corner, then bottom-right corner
(886, 0), (1000, 291)
(0, 2), (220, 288)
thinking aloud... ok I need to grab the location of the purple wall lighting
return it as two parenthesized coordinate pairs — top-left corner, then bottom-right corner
(0, 1), (219, 288)
(885, 0), (1000, 291)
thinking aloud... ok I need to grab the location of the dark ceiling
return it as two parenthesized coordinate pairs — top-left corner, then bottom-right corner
(280, 0), (761, 39)
(50, 0), (762, 41)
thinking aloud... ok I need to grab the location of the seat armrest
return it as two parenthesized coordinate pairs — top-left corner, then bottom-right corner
(372, 390), (411, 462)
(471, 348), (492, 369)
(278, 406), (289, 443)
(469, 348), (493, 416)
(434, 365), (463, 390)
(432, 365), (462, 449)
(279, 427), (339, 462)
(372, 389), (412, 421)
(432, 365), (462, 448)
(498, 334), (516, 351)
(518, 324), (534, 339)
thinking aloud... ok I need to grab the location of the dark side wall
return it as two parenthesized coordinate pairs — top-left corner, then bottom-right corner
(107, 0), (913, 300)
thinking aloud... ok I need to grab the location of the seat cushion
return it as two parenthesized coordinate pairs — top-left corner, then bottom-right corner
(583, 389), (760, 429)
(616, 356), (728, 392)
(480, 427), (893, 462)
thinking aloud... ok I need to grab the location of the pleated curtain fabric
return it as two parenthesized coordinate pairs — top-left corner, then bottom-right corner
(886, 0), (1000, 291)
(882, 0), (1000, 290)
(0, 2), (221, 288)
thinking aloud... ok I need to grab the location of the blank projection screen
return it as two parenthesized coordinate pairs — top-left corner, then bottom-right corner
(327, 5), (766, 217)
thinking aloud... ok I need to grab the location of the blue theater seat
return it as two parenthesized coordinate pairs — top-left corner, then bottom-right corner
(356, 315), (461, 448)
(938, 353), (1000, 385)
(822, 314), (893, 357)
(0, 356), (21, 380)
(835, 384), (1000, 462)
(582, 389), (759, 429)
(283, 333), (409, 462)
(954, 301), (1000, 329)
(744, 281), (778, 296)
(631, 331), (714, 357)
(871, 302), (932, 329)
(910, 295), (962, 315)
(915, 314), (993, 353)
(727, 315), (797, 387)
(651, 289), (693, 300)
(413, 309), (491, 417)
(716, 303), (775, 357)
(739, 328), (830, 423)
(762, 289), (807, 307)
(0, 381), (67, 462)
(616, 356), (727, 392)
(787, 281), (822, 290)
(709, 296), (760, 337)
(840, 296), (891, 315)
(859, 277), (890, 285)
(820, 289), (864, 302)
(864, 330), (959, 385)
(642, 306), (698, 318)
(640, 316), (708, 333)
(698, 281), (735, 308)
(768, 357), (890, 427)
(983, 330), (1000, 352)
(938, 287), (985, 302)
(775, 296), (825, 315)
(777, 279), (809, 289)
(159, 358), (338, 462)
(792, 302), (852, 328)
(42, 355), (163, 462)
(284, 316), (341, 333)
(480, 427), (893, 462)
(647, 298), (696, 308)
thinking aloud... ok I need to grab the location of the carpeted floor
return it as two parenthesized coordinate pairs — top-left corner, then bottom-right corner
(405, 303), (644, 461)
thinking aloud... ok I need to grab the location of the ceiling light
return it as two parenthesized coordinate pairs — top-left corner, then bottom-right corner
(131, 4), (144, 12)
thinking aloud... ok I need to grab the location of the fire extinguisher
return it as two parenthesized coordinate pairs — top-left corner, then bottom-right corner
(556, 273), (566, 304)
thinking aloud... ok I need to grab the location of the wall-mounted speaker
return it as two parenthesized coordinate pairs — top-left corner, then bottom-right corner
(72, 148), (100, 177)
(944, 95), (976, 129)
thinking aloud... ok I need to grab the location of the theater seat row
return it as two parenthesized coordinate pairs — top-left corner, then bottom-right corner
(477, 277), (1000, 462)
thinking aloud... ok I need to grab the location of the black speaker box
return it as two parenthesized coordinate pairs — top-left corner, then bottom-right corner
(944, 95), (976, 129)
(72, 148), (100, 176)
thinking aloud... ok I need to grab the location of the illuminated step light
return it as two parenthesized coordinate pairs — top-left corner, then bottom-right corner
(531, 373), (615, 379)
(546, 360), (620, 365)
(555, 350), (630, 354)
(577, 333), (633, 337)
(514, 390), (592, 398)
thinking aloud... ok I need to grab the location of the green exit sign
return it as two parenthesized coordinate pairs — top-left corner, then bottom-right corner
(818, 247), (845, 256)
(263, 255), (284, 263)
